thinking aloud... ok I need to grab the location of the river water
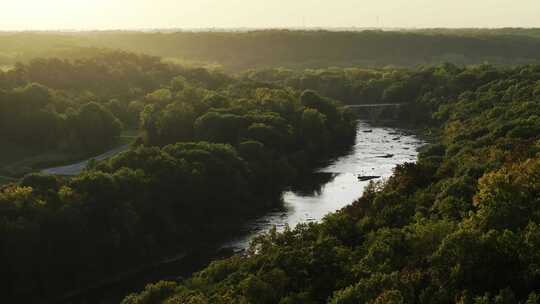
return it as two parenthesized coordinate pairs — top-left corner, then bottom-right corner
(56, 121), (425, 304)
(222, 121), (425, 250)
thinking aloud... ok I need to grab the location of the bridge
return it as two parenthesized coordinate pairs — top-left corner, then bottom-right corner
(345, 103), (407, 121)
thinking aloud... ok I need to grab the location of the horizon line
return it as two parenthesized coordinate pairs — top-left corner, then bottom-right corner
(1, 26), (540, 34)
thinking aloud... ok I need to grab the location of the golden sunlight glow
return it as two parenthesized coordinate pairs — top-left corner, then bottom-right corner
(1, 0), (540, 30)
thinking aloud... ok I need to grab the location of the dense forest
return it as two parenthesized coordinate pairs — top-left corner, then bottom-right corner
(0, 50), (234, 177)
(123, 63), (540, 303)
(0, 51), (357, 302)
(3, 29), (540, 71)
(3, 31), (540, 304)
(242, 67), (432, 107)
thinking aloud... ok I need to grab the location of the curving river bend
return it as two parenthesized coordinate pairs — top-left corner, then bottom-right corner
(222, 121), (425, 250)
(57, 121), (426, 304)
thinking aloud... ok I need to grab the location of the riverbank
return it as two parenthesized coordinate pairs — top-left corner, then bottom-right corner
(124, 63), (540, 304)
(117, 120), (426, 303)
(221, 120), (426, 251)
(54, 120), (424, 304)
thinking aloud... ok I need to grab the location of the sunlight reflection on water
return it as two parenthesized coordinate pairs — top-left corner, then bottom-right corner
(222, 121), (426, 250)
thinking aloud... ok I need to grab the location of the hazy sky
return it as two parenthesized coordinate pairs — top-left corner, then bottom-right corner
(2, 0), (540, 30)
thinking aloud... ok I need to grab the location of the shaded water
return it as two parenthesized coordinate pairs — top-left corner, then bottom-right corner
(222, 121), (425, 250)
(56, 121), (425, 304)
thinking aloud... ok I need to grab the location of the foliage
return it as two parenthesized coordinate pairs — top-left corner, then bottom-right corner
(0, 53), (355, 302)
(4, 30), (540, 71)
(127, 64), (540, 303)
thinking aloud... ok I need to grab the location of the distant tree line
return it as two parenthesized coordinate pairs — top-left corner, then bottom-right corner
(250, 63), (514, 99)
(243, 67), (424, 105)
(3, 30), (540, 70)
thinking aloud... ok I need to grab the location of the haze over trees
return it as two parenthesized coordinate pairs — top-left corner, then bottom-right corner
(2, 24), (540, 304)
(3, 29), (540, 71)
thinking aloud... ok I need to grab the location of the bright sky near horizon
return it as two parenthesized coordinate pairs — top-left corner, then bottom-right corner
(2, 0), (540, 30)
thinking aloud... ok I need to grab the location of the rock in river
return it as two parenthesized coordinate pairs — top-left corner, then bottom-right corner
(357, 175), (381, 181)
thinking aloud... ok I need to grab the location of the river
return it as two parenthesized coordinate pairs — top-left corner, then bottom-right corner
(221, 121), (425, 250)
(55, 121), (425, 304)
